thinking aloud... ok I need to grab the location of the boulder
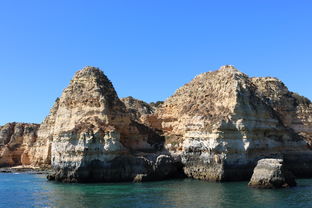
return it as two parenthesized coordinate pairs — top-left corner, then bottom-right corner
(248, 159), (297, 189)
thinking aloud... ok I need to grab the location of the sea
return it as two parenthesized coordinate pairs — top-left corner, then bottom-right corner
(0, 173), (312, 208)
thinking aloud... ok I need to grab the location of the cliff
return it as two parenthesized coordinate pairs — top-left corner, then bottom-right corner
(251, 77), (312, 146)
(43, 67), (178, 182)
(121, 96), (156, 122)
(0, 123), (39, 167)
(1, 65), (312, 183)
(152, 65), (312, 181)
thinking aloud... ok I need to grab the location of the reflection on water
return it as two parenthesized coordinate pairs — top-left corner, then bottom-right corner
(1, 173), (312, 208)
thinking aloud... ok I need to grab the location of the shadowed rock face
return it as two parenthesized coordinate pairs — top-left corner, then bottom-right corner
(249, 159), (297, 189)
(150, 65), (312, 181)
(0, 123), (40, 167)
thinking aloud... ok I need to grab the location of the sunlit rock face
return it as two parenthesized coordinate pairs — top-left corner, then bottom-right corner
(151, 65), (312, 181)
(43, 67), (178, 182)
(2, 65), (312, 183)
(0, 123), (40, 167)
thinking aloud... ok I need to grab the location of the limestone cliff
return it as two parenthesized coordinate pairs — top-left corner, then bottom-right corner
(121, 96), (156, 123)
(251, 77), (312, 146)
(0, 123), (39, 167)
(2, 65), (312, 184)
(152, 65), (312, 181)
(25, 98), (60, 168)
(45, 67), (178, 182)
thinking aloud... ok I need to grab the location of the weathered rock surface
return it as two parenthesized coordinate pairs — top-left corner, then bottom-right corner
(248, 159), (297, 188)
(121, 96), (156, 123)
(251, 77), (312, 146)
(151, 65), (312, 181)
(0, 123), (39, 167)
(2, 65), (312, 184)
(44, 67), (179, 182)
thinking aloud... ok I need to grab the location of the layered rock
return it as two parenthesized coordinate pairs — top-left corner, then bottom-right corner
(121, 96), (156, 123)
(251, 77), (312, 146)
(0, 123), (40, 167)
(45, 67), (178, 182)
(248, 159), (297, 188)
(2, 65), (312, 184)
(23, 99), (61, 168)
(152, 65), (312, 181)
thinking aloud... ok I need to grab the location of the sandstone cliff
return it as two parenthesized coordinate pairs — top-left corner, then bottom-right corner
(0, 123), (39, 167)
(44, 67), (178, 182)
(152, 65), (312, 181)
(1, 65), (312, 184)
(25, 98), (60, 168)
(121, 96), (156, 123)
(251, 77), (312, 146)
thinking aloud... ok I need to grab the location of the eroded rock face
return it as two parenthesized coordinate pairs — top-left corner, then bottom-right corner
(45, 67), (178, 182)
(2, 65), (312, 184)
(121, 96), (156, 123)
(248, 159), (297, 189)
(0, 123), (40, 167)
(152, 65), (312, 181)
(251, 77), (312, 146)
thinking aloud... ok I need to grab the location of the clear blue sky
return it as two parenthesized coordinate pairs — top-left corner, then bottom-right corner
(0, 0), (311, 125)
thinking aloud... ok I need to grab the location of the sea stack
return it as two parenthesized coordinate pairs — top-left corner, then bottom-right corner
(44, 67), (179, 182)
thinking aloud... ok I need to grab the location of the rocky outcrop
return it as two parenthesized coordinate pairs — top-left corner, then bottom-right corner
(24, 98), (60, 168)
(152, 65), (312, 181)
(121, 96), (156, 122)
(2, 65), (312, 184)
(44, 67), (179, 182)
(0, 123), (40, 167)
(251, 77), (312, 146)
(248, 159), (297, 188)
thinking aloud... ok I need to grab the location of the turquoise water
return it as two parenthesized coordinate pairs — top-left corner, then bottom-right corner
(1, 173), (312, 208)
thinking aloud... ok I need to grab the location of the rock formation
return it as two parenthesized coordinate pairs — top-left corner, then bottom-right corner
(251, 77), (312, 146)
(1, 65), (312, 184)
(0, 123), (39, 167)
(151, 65), (312, 181)
(248, 159), (297, 188)
(42, 67), (179, 182)
(121, 96), (156, 123)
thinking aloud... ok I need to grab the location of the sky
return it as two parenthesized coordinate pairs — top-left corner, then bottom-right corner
(0, 0), (311, 125)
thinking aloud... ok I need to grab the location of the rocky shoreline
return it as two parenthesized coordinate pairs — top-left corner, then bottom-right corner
(0, 166), (52, 175)
(1, 65), (312, 188)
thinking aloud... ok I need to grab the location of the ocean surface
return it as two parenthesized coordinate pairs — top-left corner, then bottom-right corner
(1, 173), (312, 208)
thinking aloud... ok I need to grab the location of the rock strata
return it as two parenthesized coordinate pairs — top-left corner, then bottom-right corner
(152, 65), (312, 181)
(0, 123), (39, 167)
(2, 65), (312, 184)
(248, 159), (297, 188)
(44, 67), (178, 182)
(121, 96), (156, 123)
(251, 77), (312, 147)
